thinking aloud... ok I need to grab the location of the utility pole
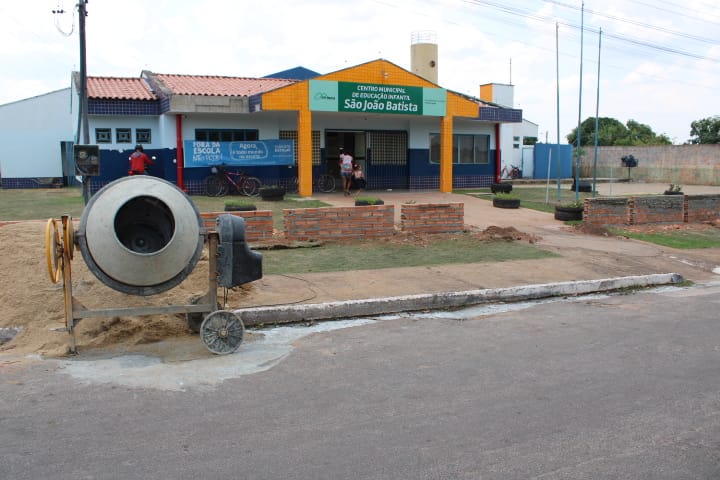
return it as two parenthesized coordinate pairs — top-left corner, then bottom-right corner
(592, 28), (602, 197)
(78, 0), (90, 203)
(556, 22), (561, 202)
(575, 2), (585, 202)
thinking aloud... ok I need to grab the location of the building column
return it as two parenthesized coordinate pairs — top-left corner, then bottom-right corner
(440, 115), (453, 193)
(297, 108), (313, 197)
(495, 123), (502, 183)
(175, 115), (185, 191)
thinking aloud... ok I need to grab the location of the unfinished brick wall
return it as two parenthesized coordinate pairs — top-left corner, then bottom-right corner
(283, 205), (395, 241)
(585, 194), (720, 225)
(631, 196), (685, 224)
(401, 203), (464, 234)
(686, 195), (720, 223)
(584, 197), (630, 225)
(199, 210), (274, 242)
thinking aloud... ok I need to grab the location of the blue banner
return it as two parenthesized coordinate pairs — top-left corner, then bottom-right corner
(184, 140), (295, 167)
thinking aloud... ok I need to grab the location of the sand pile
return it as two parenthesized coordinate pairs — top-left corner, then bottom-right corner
(0, 221), (253, 358)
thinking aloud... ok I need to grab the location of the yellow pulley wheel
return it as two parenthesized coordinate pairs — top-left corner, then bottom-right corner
(63, 216), (75, 261)
(45, 218), (63, 284)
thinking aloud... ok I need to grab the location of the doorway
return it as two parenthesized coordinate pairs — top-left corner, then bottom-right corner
(325, 130), (367, 178)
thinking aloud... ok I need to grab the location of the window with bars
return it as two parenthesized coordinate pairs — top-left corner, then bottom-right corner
(116, 128), (132, 143)
(429, 133), (490, 164)
(368, 131), (407, 165)
(136, 128), (151, 144)
(95, 128), (111, 143)
(194, 129), (259, 142)
(279, 130), (321, 165)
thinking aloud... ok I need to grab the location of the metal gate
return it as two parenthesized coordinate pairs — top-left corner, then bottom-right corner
(367, 131), (408, 190)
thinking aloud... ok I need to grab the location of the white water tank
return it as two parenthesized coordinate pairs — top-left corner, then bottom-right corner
(411, 31), (438, 84)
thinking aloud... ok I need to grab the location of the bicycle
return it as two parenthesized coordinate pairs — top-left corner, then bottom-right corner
(203, 165), (262, 197)
(288, 173), (336, 193)
(500, 164), (522, 180)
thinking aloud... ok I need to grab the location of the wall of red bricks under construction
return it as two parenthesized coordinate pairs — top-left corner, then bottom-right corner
(584, 194), (720, 226)
(200, 203), (466, 242)
(200, 196), (718, 242)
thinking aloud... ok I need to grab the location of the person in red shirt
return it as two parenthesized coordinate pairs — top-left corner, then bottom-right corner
(128, 145), (153, 175)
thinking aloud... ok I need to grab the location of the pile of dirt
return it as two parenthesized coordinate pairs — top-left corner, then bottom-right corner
(479, 226), (539, 243)
(373, 226), (540, 247)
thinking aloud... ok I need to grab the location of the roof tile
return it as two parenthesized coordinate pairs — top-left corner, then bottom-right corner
(87, 77), (156, 100)
(154, 74), (296, 96)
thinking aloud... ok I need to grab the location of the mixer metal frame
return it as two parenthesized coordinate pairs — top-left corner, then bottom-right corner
(46, 214), (242, 355)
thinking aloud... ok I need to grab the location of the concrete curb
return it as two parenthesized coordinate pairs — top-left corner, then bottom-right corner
(237, 273), (685, 327)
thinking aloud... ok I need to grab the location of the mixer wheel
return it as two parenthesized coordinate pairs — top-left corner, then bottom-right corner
(45, 219), (63, 283)
(63, 216), (75, 261)
(200, 310), (244, 355)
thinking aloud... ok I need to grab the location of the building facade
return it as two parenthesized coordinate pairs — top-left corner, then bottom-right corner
(0, 59), (523, 194)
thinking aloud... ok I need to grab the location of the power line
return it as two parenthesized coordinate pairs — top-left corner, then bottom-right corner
(544, 0), (720, 44)
(461, 0), (720, 63)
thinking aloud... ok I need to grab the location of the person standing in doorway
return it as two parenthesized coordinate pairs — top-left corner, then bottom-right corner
(339, 147), (354, 195)
(128, 144), (153, 175)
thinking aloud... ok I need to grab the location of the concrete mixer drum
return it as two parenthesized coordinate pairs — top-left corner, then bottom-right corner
(77, 176), (205, 296)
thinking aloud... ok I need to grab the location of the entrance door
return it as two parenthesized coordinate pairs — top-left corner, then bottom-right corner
(325, 130), (367, 178)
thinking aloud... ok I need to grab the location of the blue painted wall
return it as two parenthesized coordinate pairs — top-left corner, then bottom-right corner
(533, 144), (573, 179)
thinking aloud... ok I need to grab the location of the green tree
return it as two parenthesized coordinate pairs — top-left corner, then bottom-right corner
(566, 117), (670, 146)
(622, 120), (671, 146)
(689, 116), (720, 144)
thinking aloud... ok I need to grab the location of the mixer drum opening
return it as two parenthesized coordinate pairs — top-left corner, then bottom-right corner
(115, 196), (175, 254)
(78, 176), (204, 296)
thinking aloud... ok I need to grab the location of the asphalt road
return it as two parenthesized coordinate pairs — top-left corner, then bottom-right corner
(2, 283), (720, 479)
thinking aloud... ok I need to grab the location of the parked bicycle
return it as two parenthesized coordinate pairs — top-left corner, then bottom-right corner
(287, 173), (336, 193)
(500, 164), (522, 180)
(203, 165), (262, 197)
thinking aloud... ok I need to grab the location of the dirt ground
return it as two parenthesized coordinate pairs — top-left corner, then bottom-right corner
(0, 220), (538, 358)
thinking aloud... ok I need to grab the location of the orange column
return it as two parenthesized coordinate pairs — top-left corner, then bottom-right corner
(297, 108), (313, 197)
(439, 115), (453, 193)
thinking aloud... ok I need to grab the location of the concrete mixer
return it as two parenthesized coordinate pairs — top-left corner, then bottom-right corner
(45, 176), (262, 355)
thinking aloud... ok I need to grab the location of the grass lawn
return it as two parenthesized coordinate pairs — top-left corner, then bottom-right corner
(608, 227), (720, 249)
(457, 186), (594, 213)
(0, 187), (86, 220)
(261, 235), (556, 275)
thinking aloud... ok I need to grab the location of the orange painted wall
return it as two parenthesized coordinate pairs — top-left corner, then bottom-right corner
(260, 59), (483, 196)
(261, 59), (478, 119)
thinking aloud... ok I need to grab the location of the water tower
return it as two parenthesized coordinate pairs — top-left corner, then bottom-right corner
(411, 31), (438, 84)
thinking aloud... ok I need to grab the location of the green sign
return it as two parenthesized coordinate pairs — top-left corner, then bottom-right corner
(310, 80), (446, 116)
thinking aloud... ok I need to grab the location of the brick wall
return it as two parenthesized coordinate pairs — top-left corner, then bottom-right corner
(283, 205), (395, 241)
(585, 194), (720, 225)
(584, 197), (630, 225)
(199, 210), (274, 242)
(631, 196), (685, 224)
(401, 203), (464, 234)
(686, 195), (720, 223)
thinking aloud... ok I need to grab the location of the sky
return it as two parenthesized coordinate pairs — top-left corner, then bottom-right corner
(1, 0), (718, 145)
